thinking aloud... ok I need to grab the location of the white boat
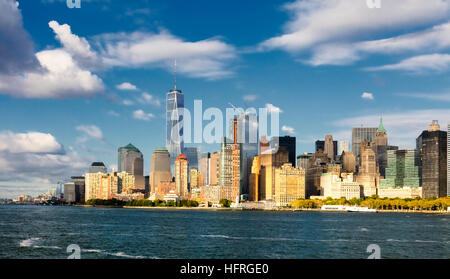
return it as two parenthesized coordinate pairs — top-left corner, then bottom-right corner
(321, 205), (346, 211)
(345, 206), (377, 213)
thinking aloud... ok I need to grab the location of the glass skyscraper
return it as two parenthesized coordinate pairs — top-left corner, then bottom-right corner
(380, 150), (421, 189)
(166, 87), (184, 172)
(352, 127), (377, 160)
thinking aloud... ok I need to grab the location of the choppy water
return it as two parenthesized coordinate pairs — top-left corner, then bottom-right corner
(0, 205), (449, 259)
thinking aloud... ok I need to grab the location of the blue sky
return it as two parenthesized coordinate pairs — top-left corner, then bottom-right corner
(0, 0), (450, 198)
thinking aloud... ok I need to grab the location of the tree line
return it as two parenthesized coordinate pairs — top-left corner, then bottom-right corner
(290, 196), (450, 211)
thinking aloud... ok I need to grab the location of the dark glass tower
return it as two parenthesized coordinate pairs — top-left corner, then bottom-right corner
(417, 121), (447, 198)
(272, 136), (296, 167)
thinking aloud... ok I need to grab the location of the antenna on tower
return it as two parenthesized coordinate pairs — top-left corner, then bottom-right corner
(174, 59), (177, 90)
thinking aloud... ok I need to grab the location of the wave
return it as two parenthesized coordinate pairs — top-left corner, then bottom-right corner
(200, 234), (245, 240)
(19, 238), (41, 247)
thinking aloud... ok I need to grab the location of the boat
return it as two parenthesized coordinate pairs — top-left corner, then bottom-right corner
(345, 206), (377, 213)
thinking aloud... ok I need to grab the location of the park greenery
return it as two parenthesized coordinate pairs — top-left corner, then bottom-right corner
(290, 196), (450, 211)
(219, 199), (232, 208)
(85, 198), (126, 206)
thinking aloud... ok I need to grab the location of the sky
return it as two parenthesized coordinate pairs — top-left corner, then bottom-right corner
(0, 0), (450, 198)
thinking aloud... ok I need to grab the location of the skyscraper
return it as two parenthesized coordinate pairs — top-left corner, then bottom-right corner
(89, 162), (107, 174)
(315, 137), (337, 161)
(166, 74), (184, 172)
(209, 152), (220, 186)
(118, 143), (144, 190)
(448, 122), (450, 197)
(380, 150), (421, 189)
(230, 113), (258, 196)
(297, 153), (312, 170)
(271, 136), (296, 167)
(339, 141), (350, 155)
(175, 154), (189, 199)
(149, 147), (172, 194)
(341, 151), (356, 173)
(417, 121), (447, 198)
(352, 127), (377, 160)
(199, 152), (210, 186)
(259, 146), (289, 201)
(356, 141), (380, 197)
(375, 118), (388, 177)
(220, 137), (242, 202)
(184, 147), (200, 171)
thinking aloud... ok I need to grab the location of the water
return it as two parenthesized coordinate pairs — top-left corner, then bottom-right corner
(0, 205), (449, 259)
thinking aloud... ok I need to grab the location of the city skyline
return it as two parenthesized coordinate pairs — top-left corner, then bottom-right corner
(1, 0), (450, 198)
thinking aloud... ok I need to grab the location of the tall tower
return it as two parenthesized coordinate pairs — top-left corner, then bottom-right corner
(352, 127), (377, 162)
(417, 120), (447, 198)
(166, 63), (184, 172)
(118, 143), (144, 190)
(375, 118), (388, 177)
(175, 154), (189, 199)
(324, 135), (335, 161)
(149, 147), (172, 194)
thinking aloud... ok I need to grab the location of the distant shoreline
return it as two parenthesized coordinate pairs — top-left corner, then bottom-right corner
(3, 204), (448, 214)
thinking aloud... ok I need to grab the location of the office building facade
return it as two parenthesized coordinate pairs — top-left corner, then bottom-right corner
(118, 143), (144, 190)
(274, 163), (306, 206)
(271, 136), (296, 167)
(166, 86), (184, 171)
(380, 149), (421, 189)
(352, 127), (377, 160)
(175, 154), (189, 199)
(149, 147), (172, 194)
(417, 121), (447, 198)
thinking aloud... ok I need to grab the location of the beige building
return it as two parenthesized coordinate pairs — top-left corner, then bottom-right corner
(274, 163), (306, 206)
(356, 141), (380, 197)
(175, 154), (189, 199)
(85, 171), (135, 200)
(190, 168), (200, 189)
(320, 173), (362, 200)
(260, 147), (289, 201)
(149, 147), (172, 194)
(249, 156), (260, 201)
(378, 187), (422, 199)
(209, 152), (220, 186)
(342, 151), (356, 173)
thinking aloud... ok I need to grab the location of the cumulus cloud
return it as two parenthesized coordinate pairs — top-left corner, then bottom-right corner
(133, 109), (155, 121)
(48, 20), (100, 68)
(76, 125), (104, 143)
(0, 131), (64, 154)
(95, 30), (237, 79)
(0, 131), (89, 195)
(0, 49), (104, 98)
(0, 0), (39, 74)
(282, 125), (295, 135)
(361, 92), (374, 100)
(116, 82), (138, 91)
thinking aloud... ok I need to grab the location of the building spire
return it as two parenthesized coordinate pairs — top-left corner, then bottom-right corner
(174, 59), (177, 91)
(378, 117), (386, 133)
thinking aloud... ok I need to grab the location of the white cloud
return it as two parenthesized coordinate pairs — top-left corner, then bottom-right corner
(48, 20), (99, 68)
(133, 109), (155, 121)
(260, 0), (450, 52)
(138, 92), (161, 106)
(0, 48), (104, 99)
(282, 125), (296, 135)
(366, 53), (450, 73)
(398, 92), (450, 102)
(116, 82), (138, 91)
(243, 94), (258, 102)
(361, 92), (374, 100)
(0, 131), (89, 194)
(260, 0), (450, 69)
(96, 31), (236, 79)
(76, 125), (104, 143)
(265, 103), (283, 114)
(0, 131), (64, 154)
